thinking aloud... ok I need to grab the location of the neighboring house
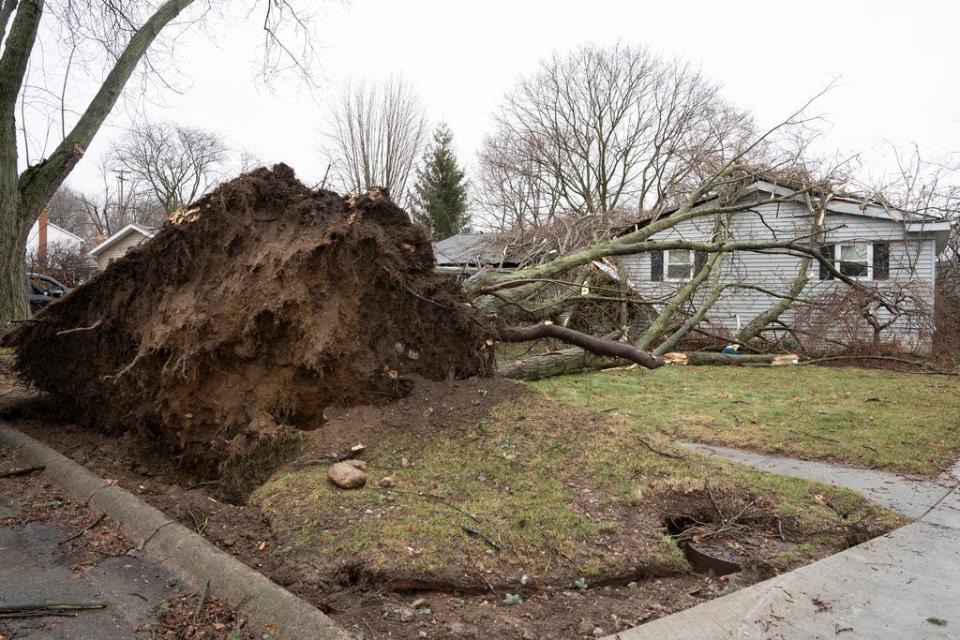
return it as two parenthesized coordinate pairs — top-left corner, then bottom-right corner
(617, 180), (952, 353)
(432, 232), (520, 274)
(89, 223), (157, 269)
(25, 211), (85, 265)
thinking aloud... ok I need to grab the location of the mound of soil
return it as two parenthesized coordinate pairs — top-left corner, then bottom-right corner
(5, 165), (494, 484)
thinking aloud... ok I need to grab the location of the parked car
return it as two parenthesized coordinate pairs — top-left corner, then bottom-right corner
(26, 273), (69, 312)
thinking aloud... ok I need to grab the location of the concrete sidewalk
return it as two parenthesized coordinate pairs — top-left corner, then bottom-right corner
(605, 446), (960, 640)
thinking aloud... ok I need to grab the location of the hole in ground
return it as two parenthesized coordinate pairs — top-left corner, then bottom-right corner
(664, 516), (742, 577)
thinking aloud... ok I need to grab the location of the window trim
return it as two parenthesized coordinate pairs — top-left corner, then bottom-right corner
(664, 249), (694, 281)
(834, 242), (873, 281)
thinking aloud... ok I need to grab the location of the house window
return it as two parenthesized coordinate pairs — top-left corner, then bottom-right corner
(836, 242), (870, 279)
(665, 249), (693, 280)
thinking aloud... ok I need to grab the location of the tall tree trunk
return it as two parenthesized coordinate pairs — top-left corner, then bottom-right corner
(0, 197), (30, 326)
(0, 0), (195, 325)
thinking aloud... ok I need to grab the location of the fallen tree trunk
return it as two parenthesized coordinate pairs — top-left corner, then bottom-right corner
(665, 352), (799, 366)
(499, 323), (665, 370)
(498, 348), (625, 381)
(495, 320), (800, 379)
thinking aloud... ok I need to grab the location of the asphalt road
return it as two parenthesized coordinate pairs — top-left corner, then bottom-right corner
(0, 450), (184, 640)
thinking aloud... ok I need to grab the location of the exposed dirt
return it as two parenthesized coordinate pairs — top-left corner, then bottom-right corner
(4, 165), (494, 493)
(4, 383), (896, 640)
(6, 407), (736, 640)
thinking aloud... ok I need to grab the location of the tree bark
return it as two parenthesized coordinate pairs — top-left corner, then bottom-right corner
(499, 322), (665, 369)
(677, 352), (797, 366)
(498, 347), (625, 380)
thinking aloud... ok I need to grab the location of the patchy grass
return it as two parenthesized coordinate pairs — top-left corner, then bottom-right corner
(536, 365), (960, 476)
(253, 389), (900, 589)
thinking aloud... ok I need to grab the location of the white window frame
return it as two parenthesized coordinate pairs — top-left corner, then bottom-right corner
(664, 249), (694, 281)
(834, 242), (873, 281)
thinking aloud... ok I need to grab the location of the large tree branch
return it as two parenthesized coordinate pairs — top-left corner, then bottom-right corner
(0, 0), (40, 123)
(17, 0), (195, 215)
(0, 0), (20, 54)
(498, 322), (665, 369)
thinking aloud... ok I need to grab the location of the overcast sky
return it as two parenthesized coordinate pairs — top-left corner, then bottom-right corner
(62, 0), (959, 193)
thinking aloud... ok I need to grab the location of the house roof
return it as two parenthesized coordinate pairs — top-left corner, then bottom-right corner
(88, 223), (158, 257)
(432, 233), (519, 267)
(616, 179), (953, 236)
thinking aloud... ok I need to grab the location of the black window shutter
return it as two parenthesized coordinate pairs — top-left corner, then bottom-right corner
(694, 251), (707, 274)
(818, 244), (835, 280)
(873, 242), (890, 280)
(651, 250), (664, 282)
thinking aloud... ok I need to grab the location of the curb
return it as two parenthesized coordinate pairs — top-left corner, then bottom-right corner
(0, 424), (351, 640)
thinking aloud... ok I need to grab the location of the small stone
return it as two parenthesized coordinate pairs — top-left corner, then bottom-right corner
(401, 457), (410, 467)
(411, 597), (428, 608)
(418, 632), (428, 638)
(578, 620), (594, 635)
(592, 628), (604, 637)
(448, 622), (466, 635)
(379, 476), (396, 488)
(327, 462), (366, 489)
(345, 459), (368, 470)
(392, 606), (415, 622)
(520, 574), (530, 585)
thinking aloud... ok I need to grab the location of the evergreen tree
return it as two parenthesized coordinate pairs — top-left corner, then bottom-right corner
(411, 124), (470, 240)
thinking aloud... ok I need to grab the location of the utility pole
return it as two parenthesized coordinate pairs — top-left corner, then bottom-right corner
(116, 169), (127, 222)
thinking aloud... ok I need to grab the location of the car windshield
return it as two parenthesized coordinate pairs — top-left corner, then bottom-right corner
(29, 276), (60, 295)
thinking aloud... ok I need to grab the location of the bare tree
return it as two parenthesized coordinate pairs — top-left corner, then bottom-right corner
(0, 0), (318, 325)
(113, 121), (227, 213)
(476, 44), (756, 228)
(323, 76), (428, 207)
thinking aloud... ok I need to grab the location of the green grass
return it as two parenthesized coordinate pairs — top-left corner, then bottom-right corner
(535, 366), (960, 476)
(253, 389), (901, 586)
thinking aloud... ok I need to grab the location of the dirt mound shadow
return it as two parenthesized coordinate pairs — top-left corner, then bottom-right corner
(5, 165), (494, 488)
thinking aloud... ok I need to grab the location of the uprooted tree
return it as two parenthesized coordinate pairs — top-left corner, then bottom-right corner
(3, 34), (950, 483)
(0, 0), (317, 326)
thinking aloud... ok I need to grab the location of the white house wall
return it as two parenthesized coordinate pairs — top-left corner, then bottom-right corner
(618, 201), (938, 352)
(25, 220), (84, 264)
(93, 232), (150, 269)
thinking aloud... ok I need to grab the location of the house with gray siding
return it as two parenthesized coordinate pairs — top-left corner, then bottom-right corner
(617, 180), (952, 353)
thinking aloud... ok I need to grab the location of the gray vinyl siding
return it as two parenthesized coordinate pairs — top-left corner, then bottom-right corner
(93, 232), (150, 270)
(618, 201), (938, 352)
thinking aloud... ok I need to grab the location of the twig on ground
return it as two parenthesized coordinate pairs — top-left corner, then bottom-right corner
(637, 437), (686, 460)
(799, 355), (957, 376)
(58, 513), (106, 546)
(0, 602), (106, 614)
(388, 489), (481, 523)
(705, 483), (727, 522)
(460, 525), (501, 551)
(0, 465), (45, 479)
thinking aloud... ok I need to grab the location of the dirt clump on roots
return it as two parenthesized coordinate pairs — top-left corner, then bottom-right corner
(4, 165), (494, 493)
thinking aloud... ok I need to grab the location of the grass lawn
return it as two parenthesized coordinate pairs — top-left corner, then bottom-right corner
(536, 365), (960, 477)
(253, 385), (900, 590)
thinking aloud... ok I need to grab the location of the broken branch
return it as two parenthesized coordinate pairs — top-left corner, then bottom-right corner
(498, 322), (664, 370)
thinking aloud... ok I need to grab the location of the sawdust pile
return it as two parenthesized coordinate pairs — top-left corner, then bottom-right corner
(6, 165), (494, 482)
